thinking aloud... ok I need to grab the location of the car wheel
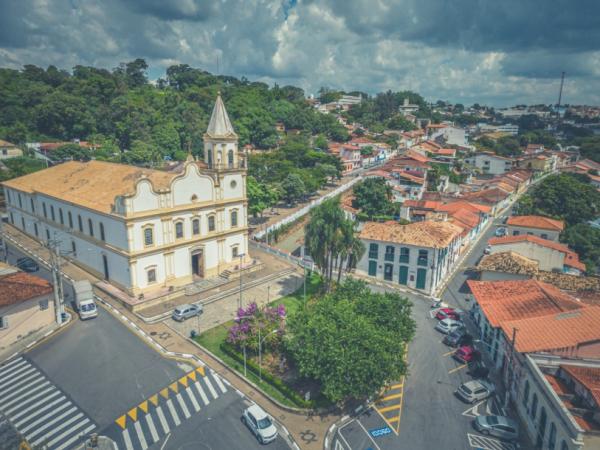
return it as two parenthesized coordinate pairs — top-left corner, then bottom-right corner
(241, 416), (246, 426)
(258, 436), (264, 445)
(483, 430), (490, 436)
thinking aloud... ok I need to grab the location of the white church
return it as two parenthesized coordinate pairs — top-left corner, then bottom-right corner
(2, 94), (251, 296)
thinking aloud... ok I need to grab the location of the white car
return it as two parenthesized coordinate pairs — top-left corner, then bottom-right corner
(456, 380), (495, 403)
(435, 318), (463, 334)
(242, 404), (278, 444)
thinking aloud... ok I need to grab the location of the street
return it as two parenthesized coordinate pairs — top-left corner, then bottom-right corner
(1, 241), (293, 450)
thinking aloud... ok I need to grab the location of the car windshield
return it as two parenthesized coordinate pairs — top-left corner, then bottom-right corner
(461, 385), (473, 394)
(174, 309), (184, 315)
(81, 303), (95, 312)
(487, 416), (499, 425)
(257, 416), (272, 429)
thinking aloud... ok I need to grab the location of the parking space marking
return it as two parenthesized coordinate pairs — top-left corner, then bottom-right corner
(448, 363), (467, 374)
(442, 350), (455, 357)
(389, 383), (403, 390)
(377, 404), (402, 414)
(355, 419), (382, 450)
(467, 433), (516, 450)
(381, 393), (403, 402)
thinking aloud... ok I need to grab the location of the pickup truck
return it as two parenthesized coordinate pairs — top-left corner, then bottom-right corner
(73, 280), (98, 320)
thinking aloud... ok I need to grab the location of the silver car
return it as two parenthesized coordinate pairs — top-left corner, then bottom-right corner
(456, 380), (495, 403)
(435, 318), (463, 334)
(242, 404), (278, 444)
(474, 415), (519, 441)
(172, 304), (203, 321)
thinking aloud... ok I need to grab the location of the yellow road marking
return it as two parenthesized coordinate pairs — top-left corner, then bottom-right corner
(179, 375), (189, 387)
(127, 407), (137, 422)
(138, 400), (148, 414)
(448, 364), (467, 374)
(386, 416), (400, 423)
(149, 394), (159, 406)
(160, 388), (169, 399)
(381, 393), (403, 402)
(115, 415), (127, 429)
(377, 404), (402, 413)
(169, 382), (179, 393)
(390, 383), (403, 390)
(188, 371), (197, 382)
(196, 366), (205, 377)
(443, 350), (455, 357)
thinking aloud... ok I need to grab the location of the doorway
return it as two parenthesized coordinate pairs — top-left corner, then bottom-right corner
(416, 268), (427, 290)
(191, 250), (204, 278)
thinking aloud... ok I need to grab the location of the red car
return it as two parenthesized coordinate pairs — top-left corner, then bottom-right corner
(454, 345), (479, 363)
(436, 307), (460, 321)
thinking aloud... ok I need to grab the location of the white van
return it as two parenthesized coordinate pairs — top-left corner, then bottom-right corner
(73, 280), (98, 320)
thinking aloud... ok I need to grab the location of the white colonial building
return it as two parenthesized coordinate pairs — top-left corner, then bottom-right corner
(2, 94), (250, 295)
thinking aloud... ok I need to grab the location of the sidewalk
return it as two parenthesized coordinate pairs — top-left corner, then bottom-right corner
(1, 226), (341, 450)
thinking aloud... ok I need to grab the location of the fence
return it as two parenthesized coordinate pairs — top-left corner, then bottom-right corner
(250, 241), (318, 273)
(253, 175), (363, 240)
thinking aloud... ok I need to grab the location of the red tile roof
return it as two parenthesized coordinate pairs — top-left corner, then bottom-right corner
(467, 279), (583, 327)
(560, 365), (600, 408)
(403, 200), (444, 210)
(507, 215), (564, 231)
(436, 200), (492, 215)
(0, 272), (53, 307)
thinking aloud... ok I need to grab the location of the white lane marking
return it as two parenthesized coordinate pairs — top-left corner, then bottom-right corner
(1, 380), (50, 410)
(166, 399), (181, 427)
(13, 392), (63, 425)
(0, 366), (37, 391)
(0, 371), (42, 397)
(26, 406), (78, 440)
(193, 382), (210, 406)
(122, 428), (134, 450)
(6, 385), (56, 415)
(202, 376), (219, 400)
(46, 417), (91, 447)
(134, 419), (148, 450)
(156, 406), (170, 435)
(55, 423), (96, 450)
(20, 400), (71, 433)
(0, 359), (27, 380)
(185, 387), (201, 413)
(175, 393), (191, 419)
(356, 419), (381, 450)
(145, 413), (160, 444)
(0, 357), (23, 372)
(210, 372), (227, 394)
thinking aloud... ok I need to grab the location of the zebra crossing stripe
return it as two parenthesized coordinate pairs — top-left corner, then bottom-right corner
(6, 385), (56, 415)
(185, 387), (201, 412)
(27, 406), (78, 441)
(0, 359), (27, 379)
(12, 392), (63, 425)
(155, 406), (170, 435)
(211, 373), (228, 394)
(133, 420), (148, 450)
(46, 417), (91, 447)
(0, 357), (23, 372)
(55, 423), (96, 450)
(194, 381), (210, 406)
(203, 376), (219, 400)
(20, 400), (71, 434)
(122, 428), (134, 450)
(0, 363), (33, 385)
(2, 380), (50, 410)
(175, 393), (191, 419)
(166, 399), (181, 426)
(145, 414), (160, 444)
(0, 365), (36, 390)
(0, 370), (40, 397)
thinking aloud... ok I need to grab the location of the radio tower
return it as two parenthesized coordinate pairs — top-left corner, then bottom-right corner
(556, 71), (565, 118)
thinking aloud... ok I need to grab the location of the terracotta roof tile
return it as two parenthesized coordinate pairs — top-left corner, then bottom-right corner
(0, 272), (53, 307)
(506, 215), (565, 231)
(360, 220), (463, 248)
(560, 365), (600, 407)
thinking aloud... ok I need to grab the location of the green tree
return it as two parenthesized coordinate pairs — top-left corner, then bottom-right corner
(286, 279), (415, 403)
(280, 173), (306, 205)
(352, 178), (395, 219)
(247, 175), (278, 217)
(50, 143), (92, 161)
(561, 223), (600, 273)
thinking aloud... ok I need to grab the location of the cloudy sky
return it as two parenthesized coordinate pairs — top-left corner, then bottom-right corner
(1, 0), (599, 106)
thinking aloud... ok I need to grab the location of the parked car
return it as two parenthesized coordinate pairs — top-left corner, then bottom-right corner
(172, 304), (203, 322)
(435, 318), (463, 334)
(456, 380), (495, 403)
(467, 360), (490, 379)
(473, 415), (519, 441)
(483, 245), (492, 255)
(431, 298), (448, 309)
(435, 307), (461, 321)
(242, 404), (278, 444)
(16, 257), (39, 273)
(495, 227), (507, 237)
(443, 328), (472, 347)
(454, 345), (480, 363)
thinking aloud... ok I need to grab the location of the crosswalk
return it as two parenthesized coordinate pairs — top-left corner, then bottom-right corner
(0, 356), (96, 450)
(111, 367), (228, 450)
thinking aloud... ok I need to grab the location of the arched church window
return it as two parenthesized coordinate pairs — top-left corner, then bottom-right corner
(228, 149), (234, 168)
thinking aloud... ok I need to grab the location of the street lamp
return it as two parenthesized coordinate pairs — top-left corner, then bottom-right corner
(258, 328), (278, 382)
(238, 253), (245, 310)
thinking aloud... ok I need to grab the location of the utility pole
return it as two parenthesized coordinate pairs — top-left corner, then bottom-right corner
(504, 327), (518, 409)
(48, 238), (64, 325)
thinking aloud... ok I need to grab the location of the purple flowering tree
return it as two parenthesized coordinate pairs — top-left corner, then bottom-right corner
(227, 301), (286, 353)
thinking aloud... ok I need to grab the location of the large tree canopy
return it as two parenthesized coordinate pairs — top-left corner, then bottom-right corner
(286, 279), (415, 403)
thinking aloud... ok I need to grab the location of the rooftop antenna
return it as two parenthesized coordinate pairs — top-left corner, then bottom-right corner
(556, 71), (565, 117)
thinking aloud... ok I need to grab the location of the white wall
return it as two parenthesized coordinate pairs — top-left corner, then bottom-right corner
(507, 226), (560, 242)
(489, 242), (564, 272)
(465, 154), (513, 175)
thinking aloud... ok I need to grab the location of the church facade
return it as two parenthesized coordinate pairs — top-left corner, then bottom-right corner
(2, 94), (250, 295)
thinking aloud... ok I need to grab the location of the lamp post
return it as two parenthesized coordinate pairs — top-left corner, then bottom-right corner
(258, 328), (278, 382)
(238, 253), (245, 310)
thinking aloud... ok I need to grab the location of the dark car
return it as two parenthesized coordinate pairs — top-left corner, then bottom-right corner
(16, 257), (39, 273)
(467, 360), (490, 379)
(443, 329), (472, 347)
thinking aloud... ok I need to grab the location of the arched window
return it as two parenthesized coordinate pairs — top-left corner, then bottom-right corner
(59, 208), (64, 225)
(208, 215), (216, 232)
(228, 149), (234, 168)
(191, 194), (198, 202)
(548, 423), (557, 450)
(523, 380), (530, 406)
(88, 218), (94, 237)
(34, 223), (38, 237)
(207, 149), (213, 168)
(192, 218), (200, 235)
(50, 205), (55, 221)
(71, 241), (77, 257)
(175, 221), (184, 239)
(100, 223), (105, 241)
(231, 210), (238, 228)
(42, 202), (47, 218)
(30, 198), (35, 213)
(531, 393), (538, 420)
(78, 215), (83, 232)
(68, 211), (73, 228)
(147, 268), (156, 284)
(232, 246), (239, 258)
(144, 227), (153, 246)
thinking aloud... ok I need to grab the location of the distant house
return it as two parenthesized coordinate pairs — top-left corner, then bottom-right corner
(398, 98), (419, 115)
(506, 215), (564, 241)
(464, 152), (513, 175)
(0, 271), (55, 352)
(0, 140), (23, 160)
(357, 220), (463, 294)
